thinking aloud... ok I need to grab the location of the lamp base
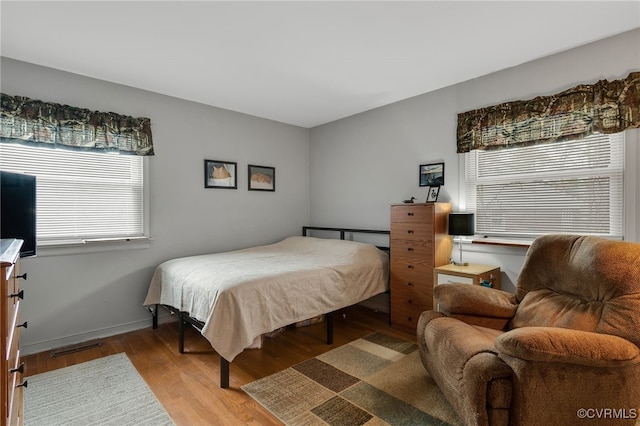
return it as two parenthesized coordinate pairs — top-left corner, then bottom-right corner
(453, 239), (468, 266)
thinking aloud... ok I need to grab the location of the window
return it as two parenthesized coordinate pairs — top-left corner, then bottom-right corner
(0, 143), (145, 246)
(465, 132), (624, 239)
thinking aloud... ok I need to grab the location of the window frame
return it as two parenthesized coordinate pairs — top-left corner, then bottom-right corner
(460, 130), (634, 242)
(0, 144), (151, 256)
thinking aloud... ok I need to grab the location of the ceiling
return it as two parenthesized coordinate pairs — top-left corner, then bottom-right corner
(2, 1), (639, 128)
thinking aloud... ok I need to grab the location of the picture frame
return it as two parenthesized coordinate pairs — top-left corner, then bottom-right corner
(426, 185), (440, 203)
(248, 164), (275, 191)
(420, 162), (445, 187)
(204, 160), (237, 189)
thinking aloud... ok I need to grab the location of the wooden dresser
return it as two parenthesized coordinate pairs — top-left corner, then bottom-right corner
(390, 203), (451, 333)
(1, 239), (25, 426)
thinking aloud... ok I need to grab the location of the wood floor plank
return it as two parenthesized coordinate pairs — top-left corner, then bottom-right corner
(23, 306), (413, 425)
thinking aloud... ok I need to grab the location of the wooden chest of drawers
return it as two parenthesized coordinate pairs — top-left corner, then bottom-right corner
(1, 239), (25, 426)
(390, 203), (451, 333)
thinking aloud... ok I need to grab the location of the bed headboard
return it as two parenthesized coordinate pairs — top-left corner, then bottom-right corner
(302, 226), (390, 252)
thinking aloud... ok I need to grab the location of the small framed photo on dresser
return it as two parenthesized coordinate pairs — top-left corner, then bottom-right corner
(248, 165), (275, 191)
(426, 185), (440, 202)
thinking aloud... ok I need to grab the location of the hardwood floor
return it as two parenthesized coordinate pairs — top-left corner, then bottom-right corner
(23, 306), (414, 425)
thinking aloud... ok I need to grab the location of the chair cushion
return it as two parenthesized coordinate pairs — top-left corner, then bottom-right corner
(496, 327), (640, 366)
(512, 289), (603, 331)
(511, 235), (640, 347)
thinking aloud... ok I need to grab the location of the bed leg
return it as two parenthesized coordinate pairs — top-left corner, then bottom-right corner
(220, 357), (230, 388)
(152, 304), (158, 329)
(326, 312), (334, 345)
(178, 312), (185, 354)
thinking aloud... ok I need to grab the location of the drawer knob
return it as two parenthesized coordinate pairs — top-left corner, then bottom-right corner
(408, 299), (412, 304)
(407, 230), (414, 234)
(407, 212), (414, 216)
(16, 380), (28, 389)
(10, 363), (24, 375)
(407, 247), (414, 252)
(17, 273), (27, 280)
(10, 290), (24, 300)
(17, 321), (28, 329)
(407, 282), (413, 287)
(407, 265), (414, 269)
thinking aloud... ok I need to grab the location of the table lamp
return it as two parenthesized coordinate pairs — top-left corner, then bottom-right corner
(448, 213), (475, 266)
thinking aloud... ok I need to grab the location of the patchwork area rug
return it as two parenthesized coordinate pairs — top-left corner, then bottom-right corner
(242, 332), (461, 425)
(24, 353), (175, 426)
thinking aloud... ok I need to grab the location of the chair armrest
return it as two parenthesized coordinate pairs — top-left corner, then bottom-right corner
(435, 284), (518, 318)
(495, 327), (640, 367)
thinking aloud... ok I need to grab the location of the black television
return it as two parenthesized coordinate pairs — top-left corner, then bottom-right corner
(1, 171), (37, 257)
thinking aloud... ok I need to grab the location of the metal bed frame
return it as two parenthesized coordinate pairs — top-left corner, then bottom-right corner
(150, 226), (390, 388)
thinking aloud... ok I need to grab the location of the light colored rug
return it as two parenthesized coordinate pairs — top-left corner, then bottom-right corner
(24, 353), (175, 426)
(242, 332), (462, 426)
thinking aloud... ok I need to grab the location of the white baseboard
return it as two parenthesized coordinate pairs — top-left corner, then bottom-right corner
(21, 312), (177, 356)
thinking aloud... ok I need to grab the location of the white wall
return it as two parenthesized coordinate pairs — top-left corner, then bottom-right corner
(310, 29), (640, 292)
(1, 58), (311, 355)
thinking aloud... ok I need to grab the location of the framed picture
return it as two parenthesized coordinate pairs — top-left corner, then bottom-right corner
(248, 164), (275, 191)
(204, 160), (237, 189)
(426, 185), (440, 202)
(420, 162), (445, 187)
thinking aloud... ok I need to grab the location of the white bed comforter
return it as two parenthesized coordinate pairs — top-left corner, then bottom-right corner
(143, 236), (389, 361)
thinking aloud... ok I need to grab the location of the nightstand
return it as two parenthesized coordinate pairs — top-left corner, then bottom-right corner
(433, 263), (501, 309)
(434, 263), (501, 288)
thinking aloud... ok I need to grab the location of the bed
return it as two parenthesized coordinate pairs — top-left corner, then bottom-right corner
(143, 226), (390, 388)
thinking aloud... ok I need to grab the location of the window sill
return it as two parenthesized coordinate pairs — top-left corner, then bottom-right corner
(34, 236), (152, 257)
(471, 237), (532, 248)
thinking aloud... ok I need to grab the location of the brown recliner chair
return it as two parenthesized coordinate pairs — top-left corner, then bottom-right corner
(417, 234), (640, 426)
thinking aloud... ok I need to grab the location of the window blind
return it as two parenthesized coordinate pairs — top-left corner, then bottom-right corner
(465, 132), (624, 238)
(0, 143), (144, 243)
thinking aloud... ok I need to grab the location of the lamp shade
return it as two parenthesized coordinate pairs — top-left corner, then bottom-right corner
(448, 213), (475, 236)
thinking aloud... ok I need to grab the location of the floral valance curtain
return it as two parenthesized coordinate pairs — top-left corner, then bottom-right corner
(0, 93), (154, 156)
(456, 71), (640, 153)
